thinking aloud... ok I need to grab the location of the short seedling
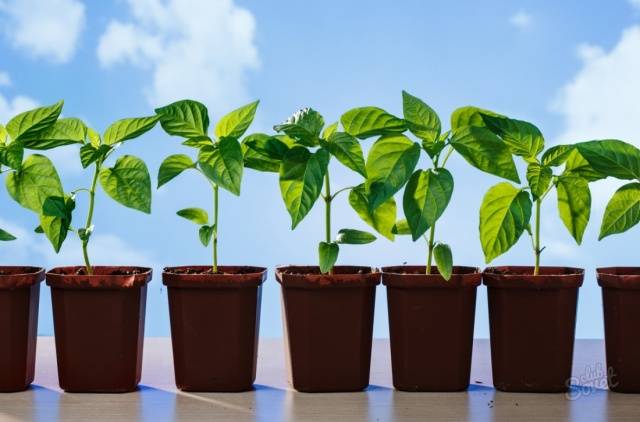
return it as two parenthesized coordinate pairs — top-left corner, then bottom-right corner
(155, 99), (259, 273)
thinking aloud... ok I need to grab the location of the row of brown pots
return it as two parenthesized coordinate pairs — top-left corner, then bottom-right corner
(0, 264), (638, 393)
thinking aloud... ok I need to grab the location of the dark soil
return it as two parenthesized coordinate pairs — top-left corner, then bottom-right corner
(282, 268), (367, 275)
(167, 267), (258, 275)
(73, 268), (145, 276)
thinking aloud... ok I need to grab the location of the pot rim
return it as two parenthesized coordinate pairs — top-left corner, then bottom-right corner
(275, 265), (380, 289)
(46, 266), (152, 289)
(163, 265), (267, 288)
(596, 267), (640, 289)
(0, 266), (45, 289)
(381, 265), (481, 288)
(483, 266), (584, 289)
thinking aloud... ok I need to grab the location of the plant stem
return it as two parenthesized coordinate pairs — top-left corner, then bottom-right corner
(324, 171), (331, 243)
(426, 223), (436, 275)
(213, 184), (219, 273)
(533, 198), (541, 276)
(82, 163), (100, 275)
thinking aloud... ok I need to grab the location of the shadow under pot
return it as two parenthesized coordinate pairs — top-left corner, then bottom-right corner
(483, 266), (583, 393)
(0, 267), (44, 392)
(276, 266), (380, 393)
(382, 266), (481, 392)
(46, 266), (151, 393)
(163, 266), (266, 392)
(597, 267), (640, 393)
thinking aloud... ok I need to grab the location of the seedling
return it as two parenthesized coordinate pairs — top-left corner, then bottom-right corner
(3, 100), (159, 274)
(155, 100), (260, 273)
(453, 107), (595, 274)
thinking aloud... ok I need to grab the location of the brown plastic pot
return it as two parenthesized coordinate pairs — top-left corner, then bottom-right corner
(163, 266), (266, 392)
(597, 267), (640, 393)
(46, 266), (151, 393)
(382, 266), (481, 391)
(0, 266), (44, 392)
(483, 266), (583, 393)
(276, 265), (380, 392)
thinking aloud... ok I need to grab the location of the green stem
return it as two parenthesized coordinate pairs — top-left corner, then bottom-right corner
(426, 223), (436, 275)
(82, 163), (100, 275)
(440, 145), (455, 168)
(213, 184), (219, 273)
(534, 198), (541, 276)
(324, 171), (331, 243)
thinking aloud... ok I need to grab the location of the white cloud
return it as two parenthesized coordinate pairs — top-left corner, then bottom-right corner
(509, 11), (533, 31)
(0, 71), (38, 122)
(0, 0), (86, 64)
(0, 71), (10, 87)
(629, 0), (640, 10)
(97, 0), (259, 116)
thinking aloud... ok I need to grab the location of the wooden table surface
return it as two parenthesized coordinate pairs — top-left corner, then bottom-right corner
(0, 338), (638, 421)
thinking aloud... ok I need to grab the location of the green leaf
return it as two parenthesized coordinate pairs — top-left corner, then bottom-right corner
(182, 136), (214, 148)
(402, 90), (441, 142)
(450, 126), (520, 183)
(542, 144), (574, 167)
(79, 144), (111, 168)
(322, 122), (338, 139)
(103, 115), (159, 145)
(242, 142), (281, 173)
(199, 225), (215, 246)
(392, 219), (411, 235)
(0, 228), (16, 241)
(319, 241), (339, 273)
(348, 184), (396, 240)
(215, 100), (259, 139)
(99, 155), (151, 213)
(155, 100), (210, 138)
(365, 134), (421, 210)
(6, 100), (63, 141)
(157, 154), (196, 188)
(403, 168), (454, 240)
(340, 106), (406, 139)
(0, 123), (8, 144)
(243, 133), (291, 160)
(198, 137), (244, 195)
(20, 118), (87, 150)
(479, 182), (532, 263)
(526, 163), (552, 199)
(564, 149), (606, 181)
(0, 142), (24, 169)
(274, 108), (324, 146)
(556, 175), (591, 244)
(279, 147), (329, 228)
(34, 225), (44, 234)
(599, 182), (640, 240)
(335, 228), (376, 244)
(481, 114), (544, 158)
(177, 207), (209, 225)
(6, 154), (63, 213)
(576, 139), (640, 180)
(325, 132), (367, 177)
(39, 195), (74, 253)
(87, 127), (101, 147)
(433, 243), (453, 281)
(450, 106), (501, 130)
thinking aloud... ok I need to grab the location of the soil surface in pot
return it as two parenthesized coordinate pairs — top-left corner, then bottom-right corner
(46, 266), (152, 290)
(279, 266), (370, 275)
(165, 266), (265, 275)
(0, 267), (44, 289)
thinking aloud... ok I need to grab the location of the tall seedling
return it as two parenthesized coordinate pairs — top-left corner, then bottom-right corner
(155, 100), (260, 273)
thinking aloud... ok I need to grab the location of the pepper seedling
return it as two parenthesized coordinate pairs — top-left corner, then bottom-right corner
(4, 100), (159, 274)
(453, 107), (596, 274)
(155, 99), (259, 273)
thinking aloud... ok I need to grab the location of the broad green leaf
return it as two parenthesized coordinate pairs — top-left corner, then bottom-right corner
(6, 154), (63, 213)
(479, 182), (532, 263)
(322, 122), (338, 139)
(335, 228), (376, 244)
(433, 243), (453, 281)
(243, 133), (290, 160)
(99, 155), (151, 213)
(0, 124), (8, 144)
(319, 241), (339, 273)
(87, 127), (101, 147)
(450, 126), (520, 183)
(348, 184), (396, 240)
(0, 142), (23, 169)
(6, 100), (63, 141)
(198, 137), (244, 195)
(20, 118), (87, 150)
(42, 196), (73, 218)
(340, 106), (405, 139)
(279, 147), (329, 228)
(157, 154), (196, 188)
(177, 207), (209, 225)
(242, 142), (280, 173)
(556, 175), (591, 244)
(34, 226), (44, 233)
(103, 115), (159, 145)
(481, 114), (544, 158)
(450, 106), (501, 130)
(181, 136), (214, 148)
(392, 219), (411, 235)
(402, 90), (441, 142)
(576, 140), (640, 180)
(564, 149), (606, 181)
(599, 182), (640, 240)
(422, 138), (447, 159)
(155, 100), (209, 138)
(325, 132), (367, 177)
(542, 144), (574, 167)
(403, 168), (454, 240)
(274, 108), (324, 146)
(365, 134), (420, 210)
(526, 163), (552, 199)
(199, 225), (215, 246)
(39, 195), (74, 252)
(215, 100), (259, 139)
(0, 228), (16, 241)
(79, 144), (111, 168)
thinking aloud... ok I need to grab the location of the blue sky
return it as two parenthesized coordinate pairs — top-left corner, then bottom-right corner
(1, 0), (640, 338)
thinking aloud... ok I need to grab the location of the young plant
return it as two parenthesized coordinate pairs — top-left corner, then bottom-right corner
(155, 99), (259, 273)
(452, 107), (596, 274)
(3, 100), (159, 274)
